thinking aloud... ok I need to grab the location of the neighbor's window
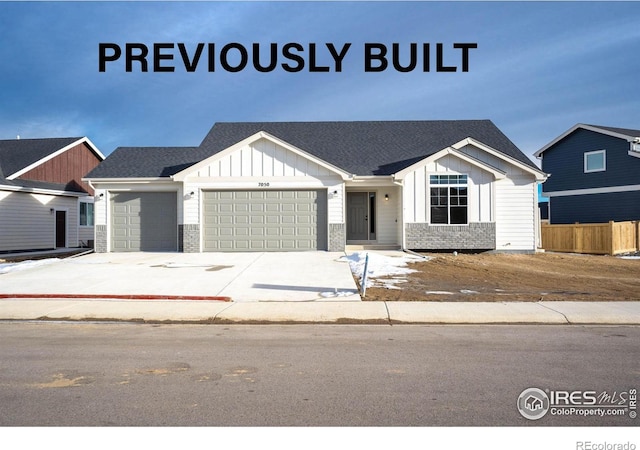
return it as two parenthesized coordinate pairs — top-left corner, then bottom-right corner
(429, 175), (468, 225)
(584, 150), (606, 173)
(79, 202), (94, 226)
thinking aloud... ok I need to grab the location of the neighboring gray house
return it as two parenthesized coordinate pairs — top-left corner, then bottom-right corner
(0, 137), (104, 252)
(535, 124), (640, 224)
(85, 120), (546, 253)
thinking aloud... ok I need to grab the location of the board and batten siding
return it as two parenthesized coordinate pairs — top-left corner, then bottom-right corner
(0, 191), (79, 251)
(17, 142), (102, 195)
(182, 138), (345, 226)
(402, 153), (494, 223)
(400, 146), (539, 251)
(193, 138), (337, 179)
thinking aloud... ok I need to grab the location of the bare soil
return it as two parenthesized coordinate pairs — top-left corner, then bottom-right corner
(363, 252), (640, 302)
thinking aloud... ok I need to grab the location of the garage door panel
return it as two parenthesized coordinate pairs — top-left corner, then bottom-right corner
(110, 192), (177, 252)
(203, 190), (327, 252)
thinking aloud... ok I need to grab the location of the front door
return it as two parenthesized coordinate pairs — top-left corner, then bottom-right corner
(347, 192), (376, 241)
(55, 211), (66, 248)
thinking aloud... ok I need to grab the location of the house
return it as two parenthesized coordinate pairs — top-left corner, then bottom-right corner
(0, 137), (105, 252)
(84, 120), (546, 253)
(535, 124), (640, 224)
(525, 395), (543, 412)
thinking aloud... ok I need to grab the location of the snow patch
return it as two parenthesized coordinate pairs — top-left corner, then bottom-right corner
(425, 291), (455, 295)
(341, 251), (426, 289)
(0, 258), (60, 274)
(319, 290), (358, 298)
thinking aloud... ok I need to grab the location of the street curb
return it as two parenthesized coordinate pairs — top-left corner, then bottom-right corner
(0, 299), (639, 325)
(0, 294), (231, 301)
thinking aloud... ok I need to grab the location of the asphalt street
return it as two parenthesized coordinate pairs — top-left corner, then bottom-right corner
(0, 323), (638, 427)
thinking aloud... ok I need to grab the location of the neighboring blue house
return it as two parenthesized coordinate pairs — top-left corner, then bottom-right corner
(535, 124), (640, 224)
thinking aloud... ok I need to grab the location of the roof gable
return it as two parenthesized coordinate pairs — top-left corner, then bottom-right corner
(173, 131), (351, 181)
(0, 137), (104, 179)
(395, 138), (546, 181)
(535, 124), (640, 157)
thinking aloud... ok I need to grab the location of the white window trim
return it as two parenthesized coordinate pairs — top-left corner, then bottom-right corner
(428, 174), (469, 226)
(584, 149), (606, 173)
(79, 199), (95, 227)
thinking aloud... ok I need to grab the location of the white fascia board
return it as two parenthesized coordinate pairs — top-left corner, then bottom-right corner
(545, 184), (640, 197)
(172, 131), (352, 181)
(453, 138), (546, 181)
(7, 137), (105, 180)
(393, 146), (507, 181)
(346, 176), (395, 187)
(534, 124), (639, 158)
(81, 137), (107, 161)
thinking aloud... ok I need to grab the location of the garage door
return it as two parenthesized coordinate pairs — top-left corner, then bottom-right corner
(203, 190), (327, 251)
(111, 192), (177, 252)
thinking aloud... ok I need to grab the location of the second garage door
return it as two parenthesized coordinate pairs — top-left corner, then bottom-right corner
(203, 190), (327, 251)
(111, 192), (177, 252)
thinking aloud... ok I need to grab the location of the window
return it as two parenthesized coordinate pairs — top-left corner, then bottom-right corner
(429, 175), (468, 224)
(584, 150), (606, 173)
(79, 202), (94, 226)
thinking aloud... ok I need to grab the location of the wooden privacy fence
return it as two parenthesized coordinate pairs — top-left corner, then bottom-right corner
(541, 221), (640, 255)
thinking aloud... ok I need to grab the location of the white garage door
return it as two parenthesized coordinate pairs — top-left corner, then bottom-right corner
(203, 190), (327, 251)
(110, 192), (177, 252)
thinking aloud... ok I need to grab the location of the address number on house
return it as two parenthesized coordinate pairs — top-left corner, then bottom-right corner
(258, 182), (270, 187)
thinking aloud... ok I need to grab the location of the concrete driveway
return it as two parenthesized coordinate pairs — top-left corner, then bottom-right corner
(0, 252), (361, 302)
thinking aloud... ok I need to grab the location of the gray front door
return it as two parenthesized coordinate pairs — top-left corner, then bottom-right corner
(347, 192), (376, 241)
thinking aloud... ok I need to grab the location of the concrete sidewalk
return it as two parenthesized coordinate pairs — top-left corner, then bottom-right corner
(0, 298), (638, 324)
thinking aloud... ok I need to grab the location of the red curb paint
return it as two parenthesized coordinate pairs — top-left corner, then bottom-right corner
(0, 294), (231, 302)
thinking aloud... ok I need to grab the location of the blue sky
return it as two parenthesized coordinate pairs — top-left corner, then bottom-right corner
(1, 1), (639, 164)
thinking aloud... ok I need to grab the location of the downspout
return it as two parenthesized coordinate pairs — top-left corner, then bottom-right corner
(393, 178), (429, 260)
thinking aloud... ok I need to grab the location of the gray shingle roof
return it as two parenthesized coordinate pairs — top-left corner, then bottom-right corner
(200, 120), (538, 176)
(84, 146), (204, 178)
(0, 137), (82, 177)
(87, 120), (538, 178)
(586, 124), (640, 138)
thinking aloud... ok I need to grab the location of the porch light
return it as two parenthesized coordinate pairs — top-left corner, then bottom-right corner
(384, 194), (389, 201)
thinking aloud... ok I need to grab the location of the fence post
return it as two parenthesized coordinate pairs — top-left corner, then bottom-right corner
(637, 221), (640, 253)
(608, 221), (615, 255)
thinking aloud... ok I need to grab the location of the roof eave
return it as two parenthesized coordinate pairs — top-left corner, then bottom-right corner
(535, 124), (640, 158)
(82, 177), (173, 183)
(0, 182), (90, 197)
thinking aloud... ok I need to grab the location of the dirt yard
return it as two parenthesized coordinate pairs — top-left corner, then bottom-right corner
(363, 252), (640, 302)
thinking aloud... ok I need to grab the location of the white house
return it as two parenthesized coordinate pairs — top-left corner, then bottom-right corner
(84, 121), (546, 253)
(0, 137), (104, 252)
